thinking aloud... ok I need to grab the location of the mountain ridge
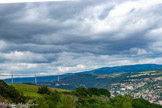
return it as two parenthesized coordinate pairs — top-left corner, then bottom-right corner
(4, 64), (162, 83)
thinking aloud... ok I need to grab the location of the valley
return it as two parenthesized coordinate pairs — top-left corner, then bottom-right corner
(3, 64), (162, 106)
(39, 67), (162, 105)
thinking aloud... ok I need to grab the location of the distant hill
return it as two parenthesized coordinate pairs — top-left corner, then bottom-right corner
(43, 73), (128, 89)
(4, 64), (162, 83)
(46, 68), (162, 90)
(80, 64), (162, 74)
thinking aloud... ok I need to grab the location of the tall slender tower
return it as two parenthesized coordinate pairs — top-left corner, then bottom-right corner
(11, 71), (13, 84)
(58, 71), (59, 82)
(35, 72), (37, 85)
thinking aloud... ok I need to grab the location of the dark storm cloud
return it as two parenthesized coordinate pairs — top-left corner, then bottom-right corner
(0, 0), (162, 75)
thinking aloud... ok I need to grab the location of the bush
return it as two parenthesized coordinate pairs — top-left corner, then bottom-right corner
(75, 87), (88, 97)
(75, 87), (111, 97)
(132, 98), (162, 108)
(108, 95), (132, 108)
(31, 90), (61, 108)
(76, 97), (99, 108)
(98, 88), (111, 97)
(0, 80), (26, 103)
(87, 87), (100, 96)
(37, 86), (51, 94)
(57, 96), (75, 108)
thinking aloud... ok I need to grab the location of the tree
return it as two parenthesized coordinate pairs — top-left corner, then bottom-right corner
(0, 80), (26, 103)
(75, 87), (88, 97)
(37, 86), (51, 94)
(57, 96), (75, 108)
(32, 90), (61, 108)
(132, 98), (162, 108)
(108, 95), (132, 108)
(98, 88), (111, 97)
(87, 87), (99, 96)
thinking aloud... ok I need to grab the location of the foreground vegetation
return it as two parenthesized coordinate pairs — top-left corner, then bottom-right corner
(0, 80), (161, 108)
(8, 83), (69, 98)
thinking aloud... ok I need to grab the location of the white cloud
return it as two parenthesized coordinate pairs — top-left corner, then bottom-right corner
(109, 0), (162, 17)
(1, 0), (162, 78)
(0, 0), (76, 4)
(139, 57), (162, 64)
(0, 40), (7, 51)
(58, 64), (85, 73)
(0, 51), (47, 63)
(1, 63), (37, 71)
(148, 27), (162, 39)
(130, 48), (149, 55)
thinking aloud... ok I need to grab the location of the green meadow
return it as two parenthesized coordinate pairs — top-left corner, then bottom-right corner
(8, 83), (70, 98)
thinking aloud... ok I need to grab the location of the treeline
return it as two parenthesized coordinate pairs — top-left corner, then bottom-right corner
(0, 81), (161, 108)
(34, 86), (161, 108)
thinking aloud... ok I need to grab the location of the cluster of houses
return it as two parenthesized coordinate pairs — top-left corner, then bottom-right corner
(110, 77), (162, 105)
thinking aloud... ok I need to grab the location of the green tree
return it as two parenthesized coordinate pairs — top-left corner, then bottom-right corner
(108, 95), (132, 108)
(0, 80), (26, 103)
(98, 88), (111, 97)
(87, 87), (99, 96)
(31, 90), (61, 108)
(75, 87), (88, 97)
(57, 96), (75, 108)
(38, 86), (51, 94)
(76, 97), (98, 108)
(132, 98), (162, 108)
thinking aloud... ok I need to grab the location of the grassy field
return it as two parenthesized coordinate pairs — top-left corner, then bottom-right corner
(8, 83), (70, 98)
(130, 71), (158, 77)
(97, 73), (121, 78)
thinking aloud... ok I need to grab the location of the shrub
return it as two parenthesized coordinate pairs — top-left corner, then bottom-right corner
(98, 88), (111, 97)
(132, 98), (162, 108)
(37, 86), (51, 94)
(75, 87), (88, 97)
(57, 96), (75, 108)
(75, 87), (111, 97)
(0, 80), (26, 103)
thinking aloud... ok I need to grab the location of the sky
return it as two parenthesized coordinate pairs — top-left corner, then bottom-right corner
(0, 0), (162, 78)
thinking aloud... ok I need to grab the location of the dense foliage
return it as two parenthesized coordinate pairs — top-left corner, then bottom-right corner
(0, 81), (161, 108)
(132, 98), (162, 108)
(74, 87), (110, 97)
(38, 86), (51, 94)
(0, 80), (26, 103)
(34, 87), (162, 108)
(56, 73), (128, 89)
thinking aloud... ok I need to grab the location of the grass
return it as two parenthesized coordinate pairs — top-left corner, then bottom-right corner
(7, 83), (70, 98)
(130, 71), (158, 77)
(0, 95), (3, 101)
(108, 74), (121, 78)
(97, 73), (121, 78)
(151, 71), (162, 75)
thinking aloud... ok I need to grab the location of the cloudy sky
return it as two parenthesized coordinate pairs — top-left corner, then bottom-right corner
(0, 0), (162, 77)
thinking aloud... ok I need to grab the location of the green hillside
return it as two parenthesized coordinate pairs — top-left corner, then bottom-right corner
(49, 69), (162, 89)
(40, 69), (162, 105)
(8, 83), (70, 98)
(0, 80), (161, 108)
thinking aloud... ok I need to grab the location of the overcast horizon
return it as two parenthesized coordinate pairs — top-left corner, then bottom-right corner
(0, 0), (162, 78)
